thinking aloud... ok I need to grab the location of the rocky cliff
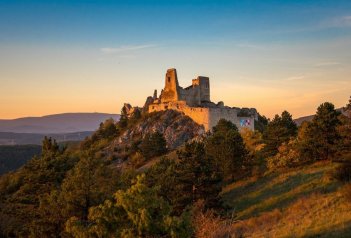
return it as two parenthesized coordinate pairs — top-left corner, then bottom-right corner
(121, 110), (203, 149)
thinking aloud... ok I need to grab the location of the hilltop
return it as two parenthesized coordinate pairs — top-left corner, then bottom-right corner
(0, 98), (350, 237)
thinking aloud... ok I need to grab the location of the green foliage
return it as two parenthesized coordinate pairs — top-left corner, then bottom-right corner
(0, 137), (78, 237)
(255, 113), (269, 133)
(337, 114), (351, 157)
(145, 143), (222, 216)
(206, 119), (248, 180)
(81, 118), (119, 150)
(65, 174), (192, 238)
(299, 102), (341, 161)
(262, 111), (297, 157)
(139, 131), (168, 159)
(129, 152), (145, 168)
(42, 136), (60, 154)
(173, 142), (222, 213)
(145, 157), (178, 204)
(240, 128), (264, 157)
(266, 139), (301, 170)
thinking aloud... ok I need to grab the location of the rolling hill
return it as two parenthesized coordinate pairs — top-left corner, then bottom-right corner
(0, 113), (120, 134)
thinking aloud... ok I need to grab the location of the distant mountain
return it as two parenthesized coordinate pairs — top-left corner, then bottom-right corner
(0, 113), (120, 134)
(294, 108), (349, 126)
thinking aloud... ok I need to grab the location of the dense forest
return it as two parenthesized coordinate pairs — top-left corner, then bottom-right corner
(0, 97), (350, 237)
(0, 145), (41, 175)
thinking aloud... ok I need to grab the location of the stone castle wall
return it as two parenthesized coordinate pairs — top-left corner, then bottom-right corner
(149, 101), (255, 131)
(147, 68), (257, 131)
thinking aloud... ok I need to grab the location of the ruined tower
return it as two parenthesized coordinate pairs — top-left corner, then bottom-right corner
(161, 68), (180, 103)
(148, 68), (257, 131)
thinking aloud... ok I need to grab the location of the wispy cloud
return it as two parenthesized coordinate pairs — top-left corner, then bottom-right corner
(100, 44), (156, 54)
(321, 15), (351, 28)
(236, 43), (265, 50)
(314, 61), (341, 67)
(284, 75), (305, 81)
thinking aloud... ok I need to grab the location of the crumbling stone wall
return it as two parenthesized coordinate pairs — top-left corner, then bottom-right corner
(147, 68), (257, 131)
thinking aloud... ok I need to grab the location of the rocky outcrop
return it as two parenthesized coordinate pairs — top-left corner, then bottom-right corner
(117, 110), (204, 150)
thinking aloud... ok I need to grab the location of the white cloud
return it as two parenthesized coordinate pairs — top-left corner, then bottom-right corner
(236, 43), (265, 50)
(100, 44), (156, 54)
(314, 61), (341, 67)
(322, 15), (351, 28)
(284, 75), (305, 81)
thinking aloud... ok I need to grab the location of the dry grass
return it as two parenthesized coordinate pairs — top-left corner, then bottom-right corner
(216, 161), (351, 237)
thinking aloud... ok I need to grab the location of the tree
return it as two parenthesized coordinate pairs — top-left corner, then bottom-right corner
(254, 113), (269, 133)
(59, 151), (118, 222)
(42, 136), (60, 154)
(240, 128), (264, 157)
(65, 174), (192, 238)
(0, 138), (77, 237)
(262, 111), (297, 157)
(337, 96), (351, 157)
(173, 142), (222, 213)
(118, 106), (129, 129)
(206, 119), (248, 180)
(299, 102), (341, 161)
(139, 131), (167, 159)
(266, 139), (301, 170)
(97, 118), (119, 139)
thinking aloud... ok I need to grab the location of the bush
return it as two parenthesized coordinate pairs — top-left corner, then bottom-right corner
(266, 139), (301, 170)
(139, 132), (167, 159)
(129, 152), (145, 169)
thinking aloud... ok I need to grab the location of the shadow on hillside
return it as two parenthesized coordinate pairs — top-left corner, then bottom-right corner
(303, 221), (351, 238)
(222, 167), (339, 219)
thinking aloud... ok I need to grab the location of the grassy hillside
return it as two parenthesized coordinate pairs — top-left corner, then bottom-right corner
(220, 161), (351, 237)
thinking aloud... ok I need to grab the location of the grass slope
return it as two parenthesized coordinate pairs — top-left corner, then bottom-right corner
(221, 161), (351, 237)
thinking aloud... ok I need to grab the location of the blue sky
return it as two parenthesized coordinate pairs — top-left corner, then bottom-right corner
(0, 0), (351, 118)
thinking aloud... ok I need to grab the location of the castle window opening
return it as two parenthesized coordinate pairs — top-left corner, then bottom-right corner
(168, 77), (171, 82)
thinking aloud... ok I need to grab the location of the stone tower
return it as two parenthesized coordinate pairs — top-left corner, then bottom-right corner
(193, 76), (210, 102)
(161, 68), (180, 103)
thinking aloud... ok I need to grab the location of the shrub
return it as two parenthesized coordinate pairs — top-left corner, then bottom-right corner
(267, 139), (301, 170)
(139, 132), (167, 159)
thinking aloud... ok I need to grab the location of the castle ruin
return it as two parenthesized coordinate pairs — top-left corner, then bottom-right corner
(145, 68), (258, 131)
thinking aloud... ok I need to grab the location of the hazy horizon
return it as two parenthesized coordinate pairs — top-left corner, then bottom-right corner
(1, 0), (351, 119)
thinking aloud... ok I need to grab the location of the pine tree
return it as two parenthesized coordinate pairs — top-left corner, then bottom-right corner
(206, 119), (248, 180)
(139, 131), (167, 159)
(172, 142), (222, 214)
(262, 111), (297, 157)
(299, 102), (340, 161)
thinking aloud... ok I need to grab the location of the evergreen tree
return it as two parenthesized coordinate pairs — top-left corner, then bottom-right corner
(206, 119), (248, 180)
(254, 113), (269, 133)
(139, 131), (168, 159)
(42, 136), (60, 155)
(0, 138), (77, 237)
(299, 102), (341, 161)
(59, 151), (118, 222)
(173, 142), (222, 213)
(336, 96), (351, 158)
(97, 118), (118, 139)
(65, 174), (192, 238)
(262, 111), (297, 157)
